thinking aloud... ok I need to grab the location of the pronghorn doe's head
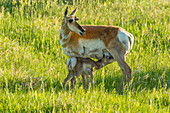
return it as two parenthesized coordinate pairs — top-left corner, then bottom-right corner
(63, 7), (85, 36)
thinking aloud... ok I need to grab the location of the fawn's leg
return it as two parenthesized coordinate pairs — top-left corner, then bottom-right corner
(90, 71), (94, 88)
(71, 76), (76, 89)
(64, 71), (74, 88)
(86, 74), (89, 89)
(81, 75), (86, 89)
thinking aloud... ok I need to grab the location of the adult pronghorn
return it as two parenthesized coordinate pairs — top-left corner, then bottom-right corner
(60, 7), (134, 92)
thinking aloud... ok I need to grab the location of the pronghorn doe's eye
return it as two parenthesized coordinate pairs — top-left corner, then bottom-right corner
(68, 19), (73, 23)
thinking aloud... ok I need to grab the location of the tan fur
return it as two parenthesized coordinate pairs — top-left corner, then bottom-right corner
(63, 56), (115, 89)
(64, 57), (99, 89)
(61, 7), (134, 92)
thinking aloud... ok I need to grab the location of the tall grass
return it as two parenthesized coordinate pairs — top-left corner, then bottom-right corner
(0, 0), (169, 112)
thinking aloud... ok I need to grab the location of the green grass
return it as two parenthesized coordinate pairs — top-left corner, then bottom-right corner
(0, 0), (169, 112)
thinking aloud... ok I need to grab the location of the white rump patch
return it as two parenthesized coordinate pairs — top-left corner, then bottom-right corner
(129, 33), (134, 50)
(117, 30), (131, 54)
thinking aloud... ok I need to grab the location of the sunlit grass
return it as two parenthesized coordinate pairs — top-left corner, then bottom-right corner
(0, 0), (169, 112)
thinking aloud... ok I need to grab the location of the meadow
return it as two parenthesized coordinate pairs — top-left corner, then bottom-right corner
(0, 0), (169, 112)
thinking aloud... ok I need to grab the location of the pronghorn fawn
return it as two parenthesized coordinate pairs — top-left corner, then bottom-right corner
(64, 57), (98, 89)
(60, 7), (134, 92)
(64, 55), (113, 89)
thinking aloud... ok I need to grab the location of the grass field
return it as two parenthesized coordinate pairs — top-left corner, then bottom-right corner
(0, 0), (169, 112)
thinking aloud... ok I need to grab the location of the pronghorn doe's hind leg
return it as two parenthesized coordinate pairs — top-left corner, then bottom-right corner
(108, 48), (132, 92)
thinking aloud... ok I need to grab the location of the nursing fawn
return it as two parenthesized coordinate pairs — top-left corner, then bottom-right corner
(60, 7), (134, 92)
(64, 52), (114, 89)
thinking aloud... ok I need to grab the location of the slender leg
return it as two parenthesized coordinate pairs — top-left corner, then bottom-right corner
(64, 71), (74, 88)
(86, 74), (89, 89)
(108, 48), (132, 92)
(122, 56), (132, 83)
(90, 71), (94, 88)
(82, 74), (86, 89)
(119, 69), (126, 92)
(71, 76), (76, 89)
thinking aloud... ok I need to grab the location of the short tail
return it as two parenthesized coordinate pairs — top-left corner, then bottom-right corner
(128, 33), (134, 50)
(117, 30), (134, 54)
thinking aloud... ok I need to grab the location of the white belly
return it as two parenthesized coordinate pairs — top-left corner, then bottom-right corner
(79, 38), (106, 58)
(62, 38), (106, 59)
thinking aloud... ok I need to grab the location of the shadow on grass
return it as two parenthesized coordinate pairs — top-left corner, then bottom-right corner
(18, 101), (72, 112)
(1, 67), (169, 93)
(56, 67), (169, 93)
(97, 67), (169, 93)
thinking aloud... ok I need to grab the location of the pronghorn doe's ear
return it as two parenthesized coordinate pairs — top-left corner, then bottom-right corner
(64, 7), (68, 17)
(70, 7), (77, 16)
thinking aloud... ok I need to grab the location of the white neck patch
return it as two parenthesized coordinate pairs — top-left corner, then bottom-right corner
(60, 28), (71, 46)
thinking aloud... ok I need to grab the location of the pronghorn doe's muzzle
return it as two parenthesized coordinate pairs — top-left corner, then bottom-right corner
(81, 29), (85, 33)
(77, 23), (85, 36)
(79, 27), (85, 36)
(80, 29), (85, 36)
(79, 31), (85, 36)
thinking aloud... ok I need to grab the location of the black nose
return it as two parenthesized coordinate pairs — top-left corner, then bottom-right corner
(81, 29), (85, 33)
(80, 32), (83, 36)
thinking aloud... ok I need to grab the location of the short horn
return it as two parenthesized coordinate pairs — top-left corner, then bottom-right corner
(70, 7), (77, 16)
(64, 7), (68, 17)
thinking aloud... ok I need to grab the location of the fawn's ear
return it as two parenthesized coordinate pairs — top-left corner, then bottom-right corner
(70, 7), (77, 16)
(64, 7), (68, 17)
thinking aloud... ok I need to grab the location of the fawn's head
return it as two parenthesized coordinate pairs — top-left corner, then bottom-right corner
(62, 7), (85, 36)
